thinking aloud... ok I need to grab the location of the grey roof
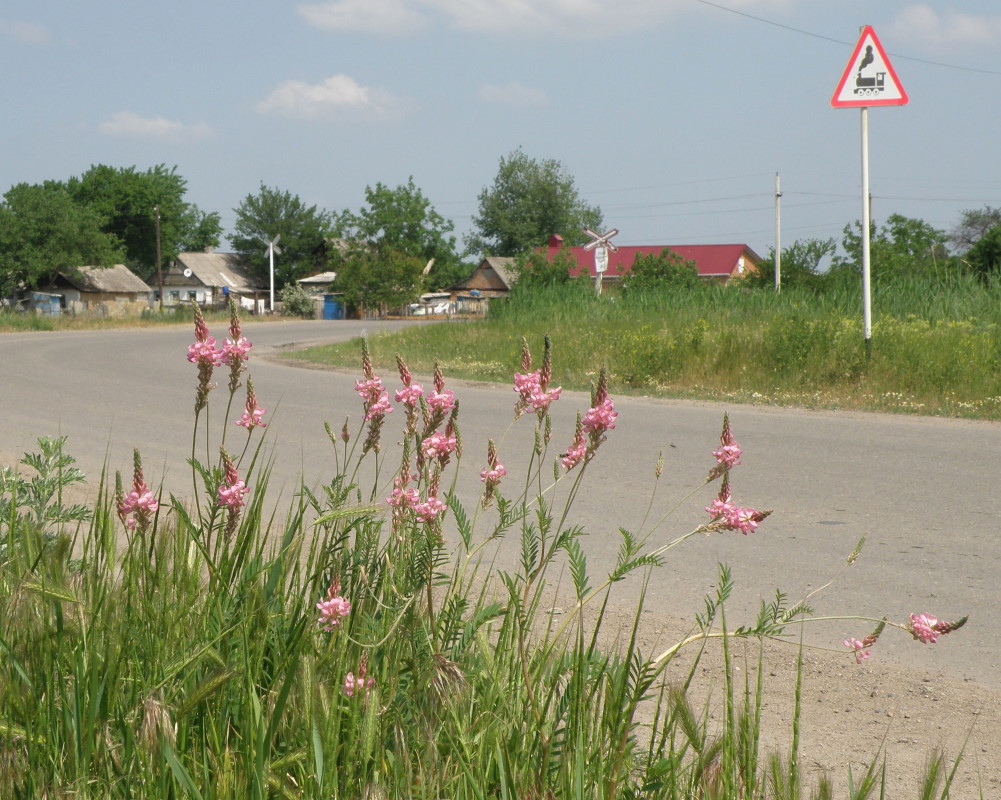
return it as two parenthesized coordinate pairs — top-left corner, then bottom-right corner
(298, 271), (338, 285)
(174, 252), (263, 292)
(483, 257), (516, 289)
(61, 264), (152, 293)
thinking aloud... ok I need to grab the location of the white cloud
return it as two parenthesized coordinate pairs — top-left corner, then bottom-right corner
(890, 4), (1001, 46)
(256, 74), (398, 118)
(0, 18), (50, 44)
(478, 82), (549, 107)
(98, 111), (212, 140)
(297, 0), (426, 35)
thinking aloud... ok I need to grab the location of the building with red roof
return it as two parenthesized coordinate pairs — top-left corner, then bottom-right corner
(542, 234), (762, 284)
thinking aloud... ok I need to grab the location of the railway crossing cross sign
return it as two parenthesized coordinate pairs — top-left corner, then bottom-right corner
(583, 227), (619, 295)
(831, 26), (908, 108)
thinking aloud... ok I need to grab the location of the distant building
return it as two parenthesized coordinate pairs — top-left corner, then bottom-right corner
(43, 264), (152, 316)
(543, 234), (762, 284)
(161, 252), (265, 310)
(448, 257), (516, 314)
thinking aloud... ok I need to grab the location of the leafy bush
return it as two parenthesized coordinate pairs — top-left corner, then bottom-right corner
(279, 282), (316, 318)
(621, 248), (700, 294)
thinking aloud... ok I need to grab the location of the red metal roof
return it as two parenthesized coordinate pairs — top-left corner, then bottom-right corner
(543, 235), (760, 279)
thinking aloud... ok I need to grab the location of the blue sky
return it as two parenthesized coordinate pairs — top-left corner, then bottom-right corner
(3, 1), (1001, 259)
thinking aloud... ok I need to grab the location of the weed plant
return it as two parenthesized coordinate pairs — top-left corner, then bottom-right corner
(287, 273), (1001, 419)
(0, 303), (969, 798)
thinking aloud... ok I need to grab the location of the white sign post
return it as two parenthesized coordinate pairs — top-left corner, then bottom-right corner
(263, 234), (282, 312)
(831, 26), (908, 357)
(583, 227), (619, 296)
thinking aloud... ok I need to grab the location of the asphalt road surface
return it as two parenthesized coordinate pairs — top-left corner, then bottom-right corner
(1, 320), (997, 687)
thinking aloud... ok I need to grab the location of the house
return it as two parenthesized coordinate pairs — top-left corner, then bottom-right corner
(448, 257), (516, 314)
(296, 271), (338, 295)
(161, 252), (265, 311)
(543, 235), (762, 284)
(44, 264), (152, 316)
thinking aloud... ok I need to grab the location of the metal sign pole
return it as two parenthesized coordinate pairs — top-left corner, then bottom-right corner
(860, 106), (872, 358)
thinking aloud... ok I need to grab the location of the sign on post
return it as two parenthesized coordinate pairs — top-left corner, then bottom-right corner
(831, 25), (907, 358)
(831, 26), (908, 108)
(583, 228), (619, 295)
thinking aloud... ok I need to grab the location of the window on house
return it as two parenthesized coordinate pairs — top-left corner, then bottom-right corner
(169, 291), (181, 302)
(188, 291), (198, 302)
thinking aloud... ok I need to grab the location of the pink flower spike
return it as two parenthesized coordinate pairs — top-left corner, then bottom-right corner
(713, 413), (743, 470)
(235, 378), (267, 429)
(909, 613), (939, 644)
(343, 657), (375, 698)
(221, 336), (252, 365)
(843, 637), (871, 664)
(422, 431), (457, 461)
(427, 389), (456, 413)
(394, 383), (424, 406)
(412, 495), (447, 524)
(316, 580), (351, 631)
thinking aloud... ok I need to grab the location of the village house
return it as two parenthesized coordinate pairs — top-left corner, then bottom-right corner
(161, 252), (265, 311)
(41, 264), (152, 317)
(447, 256), (516, 314)
(543, 235), (763, 284)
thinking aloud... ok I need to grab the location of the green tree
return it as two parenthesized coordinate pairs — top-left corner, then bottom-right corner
(750, 237), (836, 289)
(622, 249), (700, 294)
(332, 248), (424, 318)
(468, 149), (603, 257)
(231, 185), (332, 287)
(965, 224), (1001, 281)
(831, 214), (952, 281)
(510, 245), (576, 289)
(65, 164), (219, 279)
(333, 177), (466, 291)
(950, 206), (1001, 254)
(0, 183), (123, 295)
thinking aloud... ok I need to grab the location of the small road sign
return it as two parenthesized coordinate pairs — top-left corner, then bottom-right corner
(831, 26), (908, 108)
(582, 227), (619, 295)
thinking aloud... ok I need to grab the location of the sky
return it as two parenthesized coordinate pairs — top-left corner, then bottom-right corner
(3, 0), (1001, 261)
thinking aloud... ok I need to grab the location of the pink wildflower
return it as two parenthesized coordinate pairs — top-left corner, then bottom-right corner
(343, 657), (375, 698)
(386, 473), (419, 510)
(117, 449), (158, 532)
(480, 438), (506, 507)
(582, 397), (617, 435)
(427, 388), (455, 413)
(395, 383), (424, 406)
(843, 637), (871, 664)
(909, 613), (939, 644)
(316, 578), (351, 631)
(705, 479), (770, 534)
(221, 336), (252, 365)
(412, 495), (447, 524)
(561, 413), (588, 471)
(218, 452), (249, 510)
(712, 413), (743, 470)
(422, 431), (457, 461)
(355, 376), (387, 405)
(364, 392), (393, 421)
(235, 377), (267, 429)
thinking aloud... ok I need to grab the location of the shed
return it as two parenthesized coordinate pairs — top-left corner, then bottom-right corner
(448, 257), (516, 314)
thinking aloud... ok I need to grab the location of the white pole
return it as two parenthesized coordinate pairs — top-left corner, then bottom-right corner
(269, 245), (275, 312)
(860, 106), (872, 357)
(774, 172), (782, 291)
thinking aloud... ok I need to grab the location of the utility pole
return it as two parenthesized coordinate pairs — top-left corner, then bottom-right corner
(154, 205), (164, 312)
(774, 173), (782, 291)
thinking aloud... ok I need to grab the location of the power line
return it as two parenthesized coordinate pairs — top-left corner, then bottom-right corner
(693, 0), (1001, 76)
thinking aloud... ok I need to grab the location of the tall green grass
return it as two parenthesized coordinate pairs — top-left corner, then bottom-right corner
(287, 274), (1001, 419)
(0, 307), (972, 798)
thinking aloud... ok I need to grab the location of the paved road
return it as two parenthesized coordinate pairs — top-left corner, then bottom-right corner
(1, 320), (997, 686)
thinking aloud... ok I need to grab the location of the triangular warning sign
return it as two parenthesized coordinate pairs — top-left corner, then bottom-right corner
(831, 26), (908, 108)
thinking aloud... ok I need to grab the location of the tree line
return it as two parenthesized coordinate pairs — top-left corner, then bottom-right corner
(0, 149), (602, 314)
(4, 152), (1001, 311)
